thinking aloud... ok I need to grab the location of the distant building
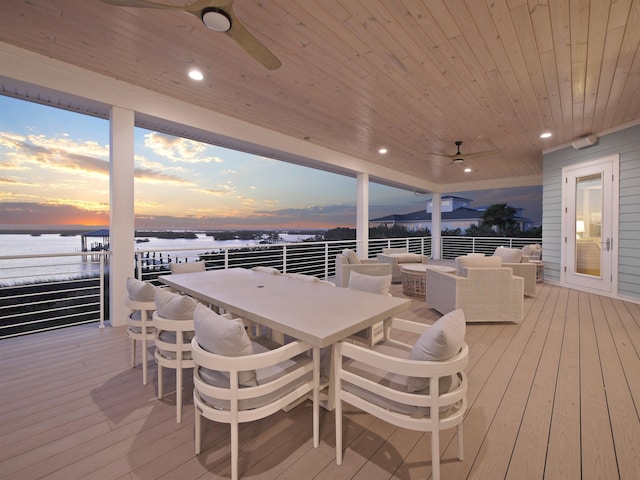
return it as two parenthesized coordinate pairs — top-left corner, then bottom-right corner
(370, 195), (531, 232)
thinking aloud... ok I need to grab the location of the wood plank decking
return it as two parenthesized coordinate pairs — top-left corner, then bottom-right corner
(1, 282), (640, 479)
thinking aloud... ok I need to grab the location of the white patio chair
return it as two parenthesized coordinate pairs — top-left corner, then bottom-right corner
(347, 270), (393, 345)
(192, 303), (319, 480)
(334, 310), (468, 480)
(153, 288), (198, 423)
(125, 277), (156, 385)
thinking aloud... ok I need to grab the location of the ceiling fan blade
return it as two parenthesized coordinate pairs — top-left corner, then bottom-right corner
(427, 151), (459, 159)
(101, 0), (281, 70)
(225, 16), (282, 70)
(99, 0), (183, 9)
(462, 149), (501, 159)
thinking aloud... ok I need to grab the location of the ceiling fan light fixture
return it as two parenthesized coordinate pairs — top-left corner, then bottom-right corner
(201, 7), (232, 32)
(452, 158), (465, 164)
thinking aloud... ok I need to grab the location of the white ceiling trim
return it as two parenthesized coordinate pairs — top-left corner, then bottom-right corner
(0, 41), (441, 194)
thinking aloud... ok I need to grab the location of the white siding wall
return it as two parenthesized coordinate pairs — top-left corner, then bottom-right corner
(543, 123), (640, 300)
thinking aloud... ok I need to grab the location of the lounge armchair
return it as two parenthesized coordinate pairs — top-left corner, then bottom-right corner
(334, 248), (391, 288)
(426, 255), (524, 323)
(334, 310), (468, 480)
(492, 247), (537, 297)
(376, 247), (428, 283)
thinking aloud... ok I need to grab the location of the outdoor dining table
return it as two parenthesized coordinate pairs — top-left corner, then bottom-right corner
(159, 267), (411, 408)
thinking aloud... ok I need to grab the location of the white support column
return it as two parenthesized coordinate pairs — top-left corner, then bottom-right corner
(109, 106), (135, 327)
(356, 173), (369, 258)
(431, 193), (442, 259)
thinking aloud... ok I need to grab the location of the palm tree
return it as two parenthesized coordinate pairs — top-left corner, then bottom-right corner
(481, 203), (518, 235)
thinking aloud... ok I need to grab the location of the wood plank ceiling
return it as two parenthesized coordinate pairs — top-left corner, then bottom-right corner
(0, 0), (639, 192)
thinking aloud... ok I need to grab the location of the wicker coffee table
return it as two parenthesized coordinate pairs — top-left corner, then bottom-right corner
(401, 264), (456, 297)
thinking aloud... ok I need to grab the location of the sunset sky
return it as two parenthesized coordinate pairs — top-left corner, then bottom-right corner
(0, 95), (542, 230)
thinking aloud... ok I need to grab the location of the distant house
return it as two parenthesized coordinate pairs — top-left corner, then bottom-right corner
(370, 195), (530, 232)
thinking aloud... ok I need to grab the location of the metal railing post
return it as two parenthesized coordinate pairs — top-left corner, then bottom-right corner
(99, 253), (105, 329)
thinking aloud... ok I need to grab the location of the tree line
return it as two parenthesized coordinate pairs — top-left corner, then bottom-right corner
(323, 203), (541, 240)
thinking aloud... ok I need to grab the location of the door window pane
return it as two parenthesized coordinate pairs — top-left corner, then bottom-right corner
(575, 173), (602, 276)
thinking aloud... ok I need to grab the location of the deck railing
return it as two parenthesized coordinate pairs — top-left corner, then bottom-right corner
(1, 236), (540, 338)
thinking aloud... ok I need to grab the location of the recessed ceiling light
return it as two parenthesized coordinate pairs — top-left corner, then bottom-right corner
(464, 167), (472, 173)
(540, 131), (552, 138)
(188, 69), (204, 81)
(378, 147), (388, 154)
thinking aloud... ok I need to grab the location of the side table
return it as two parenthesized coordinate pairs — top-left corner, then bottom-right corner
(401, 264), (456, 297)
(530, 260), (544, 283)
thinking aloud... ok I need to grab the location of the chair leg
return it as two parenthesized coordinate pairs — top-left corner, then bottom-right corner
(432, 430), (440, 480)
(231, 421), (239, 480)
(335, 397), (343, 465)
(194, 403), (202, 454)
(157, 364), (163, 399)
(142, 338), (148, 386)
(130, 338), (136, 368)
(176, 365), (182, 423)
(457, 423), (464, 460)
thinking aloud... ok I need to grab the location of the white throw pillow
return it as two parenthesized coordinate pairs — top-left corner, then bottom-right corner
(285, 273), (319, 282)
(348, 271), (392, 296)
(342, 248), (360, 265)
(126, 277), (155, 302)
(407, 308), (466, 393)
(170, 261), (206, 274)
(252, 266), (281, 275)
(154, 288), (197, 320)
(194, 303), (257, 387)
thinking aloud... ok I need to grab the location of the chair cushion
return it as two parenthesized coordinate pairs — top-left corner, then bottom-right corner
(455, 254), (502, 276)
(126, 277), (155, 302)
(493, 246), (523, 263)
(197, 337), (312, 410)
(393, 253), (424, 263)
(154, 288), (197, 320)
(342, 248), (360, 264)
(348, 271), (392, 296)
(407, 308), (466, 393)
(194, 303), (257, 387)
(382, 247), (407, 254)
(342, 340), (462, 415)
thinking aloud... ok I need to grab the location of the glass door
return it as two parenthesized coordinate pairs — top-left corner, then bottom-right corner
(563, 155), (618, 293)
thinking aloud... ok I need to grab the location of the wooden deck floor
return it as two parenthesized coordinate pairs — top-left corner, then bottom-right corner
(2, 282), (640, 480)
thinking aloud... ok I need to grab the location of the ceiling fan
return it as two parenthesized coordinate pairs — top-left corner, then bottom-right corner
(429, 141), (500, 166)
(100, 0), (282, 70)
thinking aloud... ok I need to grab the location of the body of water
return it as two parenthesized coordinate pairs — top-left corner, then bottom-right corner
(0, 232), (315, 284)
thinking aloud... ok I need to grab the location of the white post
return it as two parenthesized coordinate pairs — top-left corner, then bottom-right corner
(431, 193), (442, 259)
(109, 106), (135, 327)
(356, 173), (369, 258)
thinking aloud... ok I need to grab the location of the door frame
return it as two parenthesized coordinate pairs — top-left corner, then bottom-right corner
(561, 154), (619, 295)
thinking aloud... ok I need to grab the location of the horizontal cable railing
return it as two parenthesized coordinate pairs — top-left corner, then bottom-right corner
(0, 252), (107, 338)
(440, 236), (541, 259)
(1, 236), (540, 338)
